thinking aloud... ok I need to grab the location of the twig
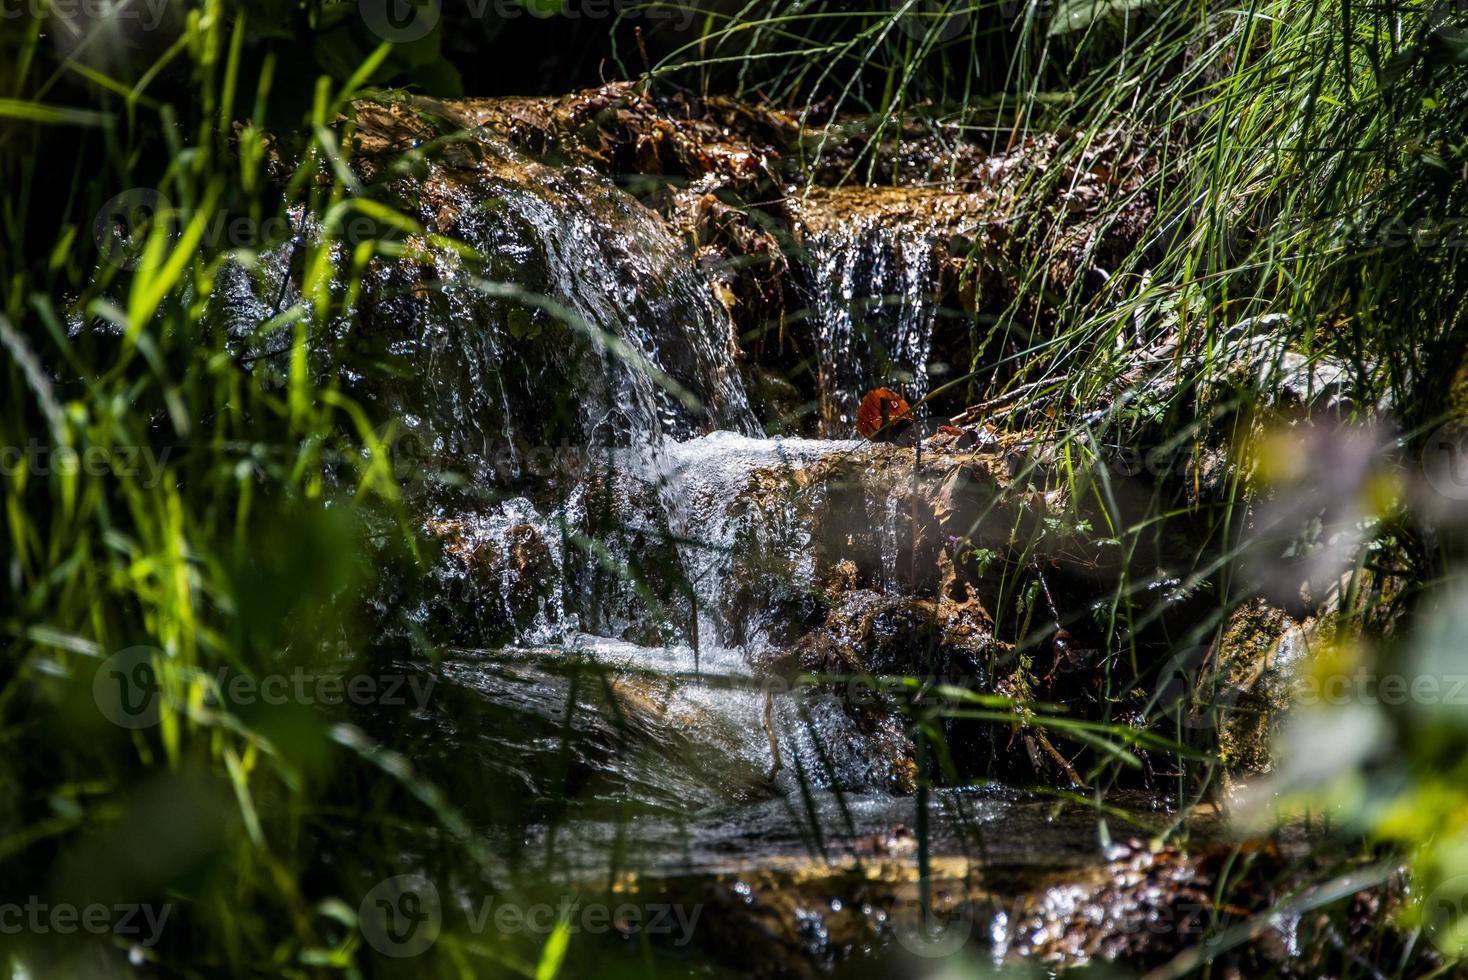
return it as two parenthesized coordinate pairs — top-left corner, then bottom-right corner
(949, 377), (1060, 425)
(1035, 730), (1086, 788)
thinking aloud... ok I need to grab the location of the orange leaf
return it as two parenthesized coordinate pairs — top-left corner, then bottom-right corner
(856, 388), (912, 439)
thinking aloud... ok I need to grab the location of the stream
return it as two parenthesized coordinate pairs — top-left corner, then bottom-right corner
(224, 94), (1217, 974)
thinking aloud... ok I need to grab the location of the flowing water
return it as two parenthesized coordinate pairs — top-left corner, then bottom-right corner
(221, 137), (1175, 966)
(801, 215), (943, 434)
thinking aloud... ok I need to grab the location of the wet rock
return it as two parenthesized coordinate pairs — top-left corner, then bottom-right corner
(779, 694), (919, 793)
(253, 102), (765, 495)
(566, 466), (693, 647)
(554, 792), (1230, 976)
(420, 512), (559, 645)
(362, 654), (772, 822)
(719, 435), (1190, 785)
(656, 861), (985, 979)
(739, 487), (1015, 786)
(601, 674), (775, 804)
(412, 459), (705, 650)
(503, 524), (556, 616)
(996, 839), (1284, 969)
(1262, 350), (1361, 418)
(349, 86), (787, 203)
(724, 441), (1059, 648)
(339, 92), (1156, 439)
(1214, 599), (1314, 774)
(773, 586), (1000, 792)
(684, 191), (789, 328)
(994, 834), (1415, 975)
(1185, 321), (1375, 423)
(791, 587), (996, 682)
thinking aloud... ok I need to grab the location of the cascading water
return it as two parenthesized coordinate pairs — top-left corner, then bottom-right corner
(217, 137), (758, 481)
(217, 110), (1167, 928)
(793, 196), (948, 436)
(213, 134), (927, 799)
(417, 430), (915, 798)
(656, 431), (863, 647)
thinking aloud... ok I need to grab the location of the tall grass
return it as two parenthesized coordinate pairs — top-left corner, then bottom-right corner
(0, 5), (526, 975)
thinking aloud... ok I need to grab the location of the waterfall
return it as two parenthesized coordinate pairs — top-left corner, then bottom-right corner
(217, 139), (757, 486)
(797, 208), (945, 436)
(656, 431), (861, 647)
(213, 133), (978, 803)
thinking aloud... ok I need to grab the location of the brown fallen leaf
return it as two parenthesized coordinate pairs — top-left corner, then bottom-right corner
(856, 387), (912, 439)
